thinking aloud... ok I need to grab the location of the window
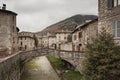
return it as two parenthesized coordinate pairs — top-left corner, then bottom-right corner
(64, 37), (66, 40)
(114, 0), (120, 7)
(21, 42), (23, 46)
(79, 32), (82, 38)
(108, 0), (120, 9)
(74, 35), (77, 40)
(113, 21), (120, 38)
(107, 0), (114, 9)
(13, 26), (14, 32)
(13, 37), (15, 43)
(25, 45), (27, 50)
(13, 16), (14, 22)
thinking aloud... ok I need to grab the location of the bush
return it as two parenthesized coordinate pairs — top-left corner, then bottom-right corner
(82, 28), (120, 80)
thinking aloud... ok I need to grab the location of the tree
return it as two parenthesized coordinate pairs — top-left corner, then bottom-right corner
(33, 34), (38, 48)
(82, 28), (120, 80)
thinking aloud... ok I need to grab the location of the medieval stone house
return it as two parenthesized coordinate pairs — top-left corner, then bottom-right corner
(0, 4), (18, 56)
(18, 32), (35, 51)
(55, 30), (72, 49)
(98, 0), (120, 44)
(48, 35), (56, 49)
(72, 19), (98, 51)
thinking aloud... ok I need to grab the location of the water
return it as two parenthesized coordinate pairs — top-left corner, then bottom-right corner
(20, 56), (60, 80)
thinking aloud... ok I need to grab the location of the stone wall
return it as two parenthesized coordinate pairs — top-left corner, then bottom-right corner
(0, 10), (18, 55)
(60, 42), (73, 51)
(49, 49), (85, 72)
(98, 0), (120, 44)
(0, 53), (20, 80)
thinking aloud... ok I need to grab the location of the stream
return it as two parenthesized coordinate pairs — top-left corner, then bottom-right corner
(20, 56), (60, 80)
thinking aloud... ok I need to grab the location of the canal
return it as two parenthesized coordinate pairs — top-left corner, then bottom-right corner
(20, 56), (60, 80)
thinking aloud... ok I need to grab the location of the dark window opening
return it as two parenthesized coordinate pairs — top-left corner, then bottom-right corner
(21, 42), (22, 46)
(25, 45), (27, 50)
(64, 37), (66, 40)
(79, 32), (82, 38)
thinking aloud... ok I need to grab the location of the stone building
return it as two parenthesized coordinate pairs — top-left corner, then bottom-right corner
(18, 32), (35, 51)
(60, 42), (73, 51)
(0, 4), (18, 56)
(48, 35), (56, 49)
(55, 30), (72, 49)
(41, 36), (49, 48)
(37, 36), (42, 48)
(98, 0), (120, 44)
(72, 18), (98, 51)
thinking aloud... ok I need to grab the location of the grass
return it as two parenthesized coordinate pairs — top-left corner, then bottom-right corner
(61, 71), (83, 80)
(47, 55), (84, 80)
(47, 55), (65, 70)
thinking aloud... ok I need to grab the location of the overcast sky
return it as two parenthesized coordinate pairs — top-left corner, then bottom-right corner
(0, 0), (98, 32)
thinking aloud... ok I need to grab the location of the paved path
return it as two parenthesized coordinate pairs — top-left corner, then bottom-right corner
(21, 56), (60, 80)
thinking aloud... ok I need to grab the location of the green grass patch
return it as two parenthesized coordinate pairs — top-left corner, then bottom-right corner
(47, 55), (85, 80)
(47, 55), (65, 70)
(61, 71), (84, 80)
(24, 58), (39, 71)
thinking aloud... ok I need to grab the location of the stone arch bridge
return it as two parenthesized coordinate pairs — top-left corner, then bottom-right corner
(20, 48), (85, 72)
(0, 48), (85, 80)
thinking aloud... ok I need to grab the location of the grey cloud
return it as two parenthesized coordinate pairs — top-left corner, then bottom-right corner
(0, 0), (98, 32)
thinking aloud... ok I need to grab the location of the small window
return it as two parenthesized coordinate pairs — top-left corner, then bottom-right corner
(113, 21), (120, 38)
(13, 26), (14, 32)
(74, 35), (77, 40)
(107, 0), (120, 9)
(107, 0), (114, 9)
(21, 42), (23, 46)
(64, 37), (66, 40)
(25, 45), (27, 50)
(79, 32), (82, 38)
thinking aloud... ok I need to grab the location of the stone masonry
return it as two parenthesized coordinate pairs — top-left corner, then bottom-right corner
(98, 0), (120, 44)
(0, 4), (18, 56)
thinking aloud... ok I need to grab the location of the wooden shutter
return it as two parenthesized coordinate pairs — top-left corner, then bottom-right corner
(117, 21), (120, 37)
(113, 21), (116, 37)
(107, 0), (114, 9)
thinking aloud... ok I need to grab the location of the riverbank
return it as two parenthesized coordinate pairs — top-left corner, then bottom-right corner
(47, 55), (84, 80)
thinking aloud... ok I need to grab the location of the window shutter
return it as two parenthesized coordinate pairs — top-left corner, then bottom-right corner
(107, 0), (114, 9)
(117, 21), (120, 37)
(112, 21), (116, 37)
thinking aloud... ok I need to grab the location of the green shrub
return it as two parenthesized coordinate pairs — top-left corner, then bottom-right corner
(82, 28), (120, 80)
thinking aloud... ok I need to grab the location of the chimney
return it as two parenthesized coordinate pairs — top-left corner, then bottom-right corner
(2, 4), (6, 10)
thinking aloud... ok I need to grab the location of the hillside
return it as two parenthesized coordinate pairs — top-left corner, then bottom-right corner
(37, 14), (97, 35)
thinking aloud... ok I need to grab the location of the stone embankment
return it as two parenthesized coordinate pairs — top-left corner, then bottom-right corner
(0, 53), (20, 80)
